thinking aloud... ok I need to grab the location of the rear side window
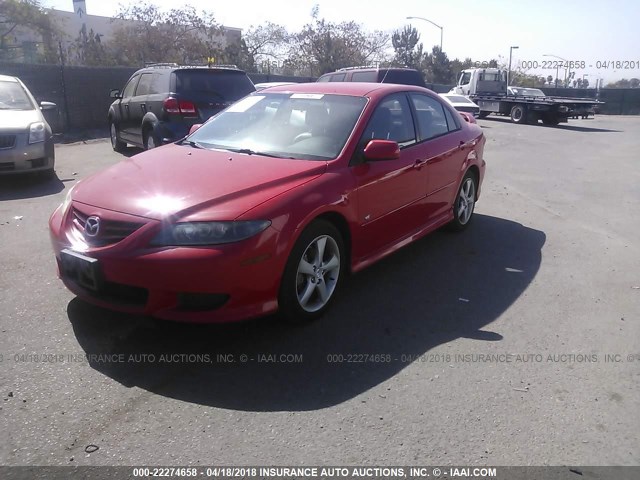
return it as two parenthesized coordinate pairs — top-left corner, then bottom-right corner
(175, 70), (255, 101)
(135, 73), (154, 96)
(148, 73), (164, 94)
(409, 93), (450, 140)
(443, 105), (461, 131)
(351, 71), (377, 82)
(329, 73), (346, 82)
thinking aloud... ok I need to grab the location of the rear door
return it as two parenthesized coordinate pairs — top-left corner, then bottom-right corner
(173, 69), (256, 123)
(409, 93), (468, 219)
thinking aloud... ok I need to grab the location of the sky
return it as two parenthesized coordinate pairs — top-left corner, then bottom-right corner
(42, 0), (640, 83)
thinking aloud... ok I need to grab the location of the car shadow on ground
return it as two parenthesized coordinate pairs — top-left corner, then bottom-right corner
(67, 214), (545, 412)
(480, 116), (622, 133)
(0, 172), (66, 201)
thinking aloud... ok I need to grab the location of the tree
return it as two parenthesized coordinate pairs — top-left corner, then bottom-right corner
(606, 78), (640, 88)
(0, 0), (60, 62)
(69, 24), (114, 66)
(287, 6), (389, 76)
(110, 2), (224, 66)
(243, 22), (289, 73)
(424, 46), (452, 84)
(391, 25), (423, 69)
(546, 75), (553, 85)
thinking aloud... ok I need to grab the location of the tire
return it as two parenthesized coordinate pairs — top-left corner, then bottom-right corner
(449, 171), (477, 232)
(478, 111), (490, 119)
(110, 122), (126, 152)
(279, 220), (345, 324)
(143, 128), (159, 150)
(510, 104), (527, 124)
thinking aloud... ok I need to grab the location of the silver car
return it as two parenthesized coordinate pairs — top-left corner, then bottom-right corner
(0, 75), (56, 176)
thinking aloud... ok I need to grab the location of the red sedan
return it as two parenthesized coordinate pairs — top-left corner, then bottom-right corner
(49, 83), (485, 323)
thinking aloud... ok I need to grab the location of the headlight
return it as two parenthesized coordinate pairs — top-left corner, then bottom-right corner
(59, 185), (75, 215)
(151, 220), (271, 246)
(29, 122), (46, 144)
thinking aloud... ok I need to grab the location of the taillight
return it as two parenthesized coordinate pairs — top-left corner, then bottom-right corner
(163, 97), (197, 115)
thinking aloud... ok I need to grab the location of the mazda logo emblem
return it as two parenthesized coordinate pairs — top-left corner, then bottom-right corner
(85, 216), (100, 237)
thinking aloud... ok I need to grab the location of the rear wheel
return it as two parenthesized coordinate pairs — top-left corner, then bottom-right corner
(510, 104), (527, 124)
(279, 220), (345, 324)
(110, 122), (126, 152)
(449, 172), (477, 232)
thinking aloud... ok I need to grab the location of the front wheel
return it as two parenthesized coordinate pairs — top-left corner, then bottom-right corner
(279, 220), (345, 324)
(110, 122), (126, 152)
(449, 172), (477, 231)
(510, 104), (527, 124)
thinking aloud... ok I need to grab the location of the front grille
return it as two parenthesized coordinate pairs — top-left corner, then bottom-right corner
(0, 135), (16, 149)
(0, 162), (14, 171)
(72, 207), (145, 247)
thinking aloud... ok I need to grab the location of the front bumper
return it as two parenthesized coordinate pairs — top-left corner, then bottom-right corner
(0, 133), (54, 174)
(49, 202), (284, 323)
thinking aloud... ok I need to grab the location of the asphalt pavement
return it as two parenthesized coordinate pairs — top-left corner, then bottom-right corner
(0, 116), (638, 466)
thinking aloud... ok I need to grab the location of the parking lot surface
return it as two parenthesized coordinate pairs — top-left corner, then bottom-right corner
(1, 116), (638, 465)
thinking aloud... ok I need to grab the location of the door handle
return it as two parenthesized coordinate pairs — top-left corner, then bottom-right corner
(140, 104), (146, 112)
(414, 159), (428, 168)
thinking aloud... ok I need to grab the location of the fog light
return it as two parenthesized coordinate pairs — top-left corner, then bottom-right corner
(177, 293), (229, 311)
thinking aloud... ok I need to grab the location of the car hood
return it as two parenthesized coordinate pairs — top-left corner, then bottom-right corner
(72, 144), (327, 220)
(0, 109), (41, 130)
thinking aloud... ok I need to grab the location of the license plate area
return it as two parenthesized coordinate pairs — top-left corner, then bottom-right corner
(60, 249), (102, 291)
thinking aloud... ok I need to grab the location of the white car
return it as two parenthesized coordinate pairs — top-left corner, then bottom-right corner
(438, 93), (481, 117)
(507, 86), (546, 97)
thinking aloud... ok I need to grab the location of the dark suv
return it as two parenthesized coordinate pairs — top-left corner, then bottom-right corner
(108, 64), (255, 151)
(317, 66), (427, 87)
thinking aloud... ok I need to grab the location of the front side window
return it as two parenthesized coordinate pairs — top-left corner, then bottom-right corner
(0, 81), (34, 110)
(122, 75), (139, 99)
(360, 94), (416, 148)
(409, 94), (450, 140)
(459, 72), (471, 85)
(187, 93), (367, 160)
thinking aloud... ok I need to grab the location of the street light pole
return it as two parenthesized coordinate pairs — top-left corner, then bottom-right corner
(406, 16), (444, 51)
(507, 46), (519, 88)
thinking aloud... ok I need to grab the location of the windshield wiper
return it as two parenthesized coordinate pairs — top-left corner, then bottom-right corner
(224, 147), (294, 159)
(181, 139), (206, 149)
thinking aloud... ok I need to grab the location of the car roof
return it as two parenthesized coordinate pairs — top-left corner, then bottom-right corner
(264, 81), (433, 97)
(0, 75), (19, 82)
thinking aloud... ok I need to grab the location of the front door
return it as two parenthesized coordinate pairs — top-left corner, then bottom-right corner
(351, 93), (428, 258)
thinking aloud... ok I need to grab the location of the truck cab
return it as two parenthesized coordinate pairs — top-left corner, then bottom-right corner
(450, 68), (507, 96)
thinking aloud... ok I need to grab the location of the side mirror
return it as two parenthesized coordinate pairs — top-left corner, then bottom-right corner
(363, 139), (400, 161)
(109, 89), (122, 99)
(188, 124), (203, 135)
(40, 101), (57, 111)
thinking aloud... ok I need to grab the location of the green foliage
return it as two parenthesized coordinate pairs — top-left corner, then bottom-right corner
(391, 25), (423, 69)
(0, 0), (60, 63)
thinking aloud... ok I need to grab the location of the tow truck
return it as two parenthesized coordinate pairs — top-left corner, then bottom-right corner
(450, 68), (603, 125)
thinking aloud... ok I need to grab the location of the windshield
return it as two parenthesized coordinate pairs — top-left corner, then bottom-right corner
(0, 81), (35, 110)
(186, 93), (367, 160)
(511, 87), (545, 97)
